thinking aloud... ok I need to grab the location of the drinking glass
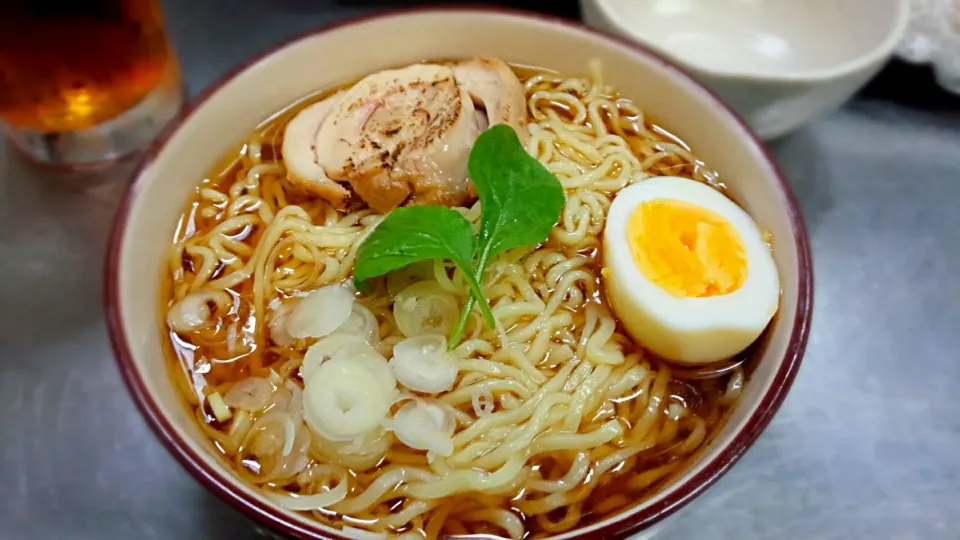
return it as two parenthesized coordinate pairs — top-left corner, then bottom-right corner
(0, 0), (184, 168)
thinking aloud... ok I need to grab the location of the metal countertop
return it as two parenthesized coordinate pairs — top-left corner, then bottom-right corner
(1, 1), (958, 539)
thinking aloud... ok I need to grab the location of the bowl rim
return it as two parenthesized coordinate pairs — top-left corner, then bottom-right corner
(104, 6), (813, 539)
(589, 0), (912, 82)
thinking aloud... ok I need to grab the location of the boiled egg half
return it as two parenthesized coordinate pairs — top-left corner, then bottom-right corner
(602, 176), (780, 364)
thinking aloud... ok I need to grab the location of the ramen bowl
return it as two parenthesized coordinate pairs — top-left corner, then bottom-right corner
(105, 8), (812, 539)
(582, 0), (911, 139)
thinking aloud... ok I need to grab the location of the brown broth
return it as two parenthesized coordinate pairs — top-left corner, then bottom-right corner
(161, 62), (760, 539)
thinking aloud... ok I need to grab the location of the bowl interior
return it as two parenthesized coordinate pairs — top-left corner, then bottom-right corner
(110, 9), (808, 539)
(594, 0), (907, 77)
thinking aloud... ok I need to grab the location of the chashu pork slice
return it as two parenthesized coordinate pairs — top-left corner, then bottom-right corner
(281, 92), (353, 209)
(312, 64), (480, 213)
(453, 57), (528, 143)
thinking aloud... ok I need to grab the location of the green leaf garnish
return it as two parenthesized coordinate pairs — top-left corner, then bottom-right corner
(353, 124), (565, 347)
(353, 206), (495, 329)
(354, 206), (475, 287)
(470, 124), (567, 257)
(449, 125), (566, 344)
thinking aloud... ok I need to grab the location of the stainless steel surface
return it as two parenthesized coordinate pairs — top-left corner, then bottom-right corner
(1, 2), (958, 539)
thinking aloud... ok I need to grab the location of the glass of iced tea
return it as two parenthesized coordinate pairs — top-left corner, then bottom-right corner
(0, 1), (184, 168)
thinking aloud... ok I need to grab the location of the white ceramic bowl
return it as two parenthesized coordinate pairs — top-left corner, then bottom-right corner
(105, 8), (813, 539)
(582, 0), (911, 139)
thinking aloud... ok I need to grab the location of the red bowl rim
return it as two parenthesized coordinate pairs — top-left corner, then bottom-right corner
(104, 6), (813, 539)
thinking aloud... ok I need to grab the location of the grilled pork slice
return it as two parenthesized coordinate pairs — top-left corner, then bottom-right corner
(281, 92), (353, 208)
(281, 58), (528, 213)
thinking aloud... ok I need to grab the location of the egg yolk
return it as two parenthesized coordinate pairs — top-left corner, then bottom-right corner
(627, 198), (747, 298)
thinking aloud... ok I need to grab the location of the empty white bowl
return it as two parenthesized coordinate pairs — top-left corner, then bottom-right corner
(582, 0), (911, 139)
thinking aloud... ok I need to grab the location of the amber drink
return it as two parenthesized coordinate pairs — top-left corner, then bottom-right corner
(0, 0), (183, 167)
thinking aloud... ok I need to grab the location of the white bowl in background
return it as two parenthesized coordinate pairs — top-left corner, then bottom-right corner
(582, 0), (911, 139)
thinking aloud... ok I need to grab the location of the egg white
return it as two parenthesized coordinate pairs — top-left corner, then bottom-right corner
(602, 176), (780, 364)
